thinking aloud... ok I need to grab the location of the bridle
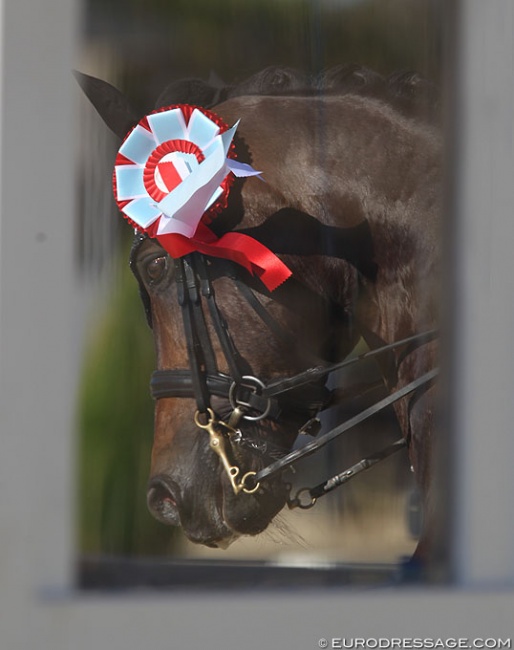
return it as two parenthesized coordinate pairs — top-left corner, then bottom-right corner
(132, 234), (439, 506)
(150, 253), (336, 423)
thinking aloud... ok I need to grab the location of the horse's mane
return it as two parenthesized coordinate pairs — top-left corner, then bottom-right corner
(155, 64), (440, 125)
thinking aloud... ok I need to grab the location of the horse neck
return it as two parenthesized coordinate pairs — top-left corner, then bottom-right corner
(353, 211), (439, 393)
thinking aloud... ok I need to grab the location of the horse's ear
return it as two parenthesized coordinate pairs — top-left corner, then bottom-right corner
(74, 71), (139, 140)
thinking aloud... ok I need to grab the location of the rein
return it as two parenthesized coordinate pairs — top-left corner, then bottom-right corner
(262, 368), (438, 506)
(147, 248), (438, 503)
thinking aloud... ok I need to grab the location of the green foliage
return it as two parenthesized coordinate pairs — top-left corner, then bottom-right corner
(77, 247), (178, 555)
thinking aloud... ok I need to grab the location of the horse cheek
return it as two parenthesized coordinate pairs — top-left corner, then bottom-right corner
(149, 398), (185, 476)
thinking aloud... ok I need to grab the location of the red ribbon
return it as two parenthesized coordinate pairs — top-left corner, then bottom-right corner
(153, 222), (292, 291)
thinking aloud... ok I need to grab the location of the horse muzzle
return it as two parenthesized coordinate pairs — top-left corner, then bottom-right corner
(146, 459), (287, 548)
(146, 472), (238, 547)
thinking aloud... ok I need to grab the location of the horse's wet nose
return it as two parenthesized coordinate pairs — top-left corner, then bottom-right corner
(146, 475), (181, 526)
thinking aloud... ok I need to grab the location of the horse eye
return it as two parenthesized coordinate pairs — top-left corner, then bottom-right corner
(145, 256), (168, 285)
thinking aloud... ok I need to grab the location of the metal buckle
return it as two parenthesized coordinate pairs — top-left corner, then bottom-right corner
(287, 487), (317, 510)
(228, 375), (271, 422)
(194, 409), (260, 495)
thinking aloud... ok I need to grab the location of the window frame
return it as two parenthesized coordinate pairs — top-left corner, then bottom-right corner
(1, 0), (514, 647)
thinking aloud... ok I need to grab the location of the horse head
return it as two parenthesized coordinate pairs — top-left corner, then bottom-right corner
(129, 222), (361, 546)
(78, 68), (440, 553)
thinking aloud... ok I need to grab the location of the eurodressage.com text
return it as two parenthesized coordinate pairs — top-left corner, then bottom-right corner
(322, 639), (512, 649)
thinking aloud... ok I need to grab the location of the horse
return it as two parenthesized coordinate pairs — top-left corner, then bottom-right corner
(77, 66), (441, 559)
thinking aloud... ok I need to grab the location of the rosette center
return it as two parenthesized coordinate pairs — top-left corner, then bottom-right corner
(144, 140), (205, 203)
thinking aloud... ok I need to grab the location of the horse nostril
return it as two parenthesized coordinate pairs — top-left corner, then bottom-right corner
(147, 476), (181, 526)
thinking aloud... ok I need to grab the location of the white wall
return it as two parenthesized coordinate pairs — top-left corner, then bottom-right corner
(451, 0), (514, 586)
(1, 0), (514, 648)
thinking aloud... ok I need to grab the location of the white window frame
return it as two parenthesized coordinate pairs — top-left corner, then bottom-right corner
(1, 1), (513, 647)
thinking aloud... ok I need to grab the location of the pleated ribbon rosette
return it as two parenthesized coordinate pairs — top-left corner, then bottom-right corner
(113, 105), (291, 291)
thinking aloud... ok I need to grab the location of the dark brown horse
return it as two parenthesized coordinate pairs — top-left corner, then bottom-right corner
(78, 67), (441, 557)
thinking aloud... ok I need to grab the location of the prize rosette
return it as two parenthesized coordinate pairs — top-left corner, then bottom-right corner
(113, 104), (292, 291)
